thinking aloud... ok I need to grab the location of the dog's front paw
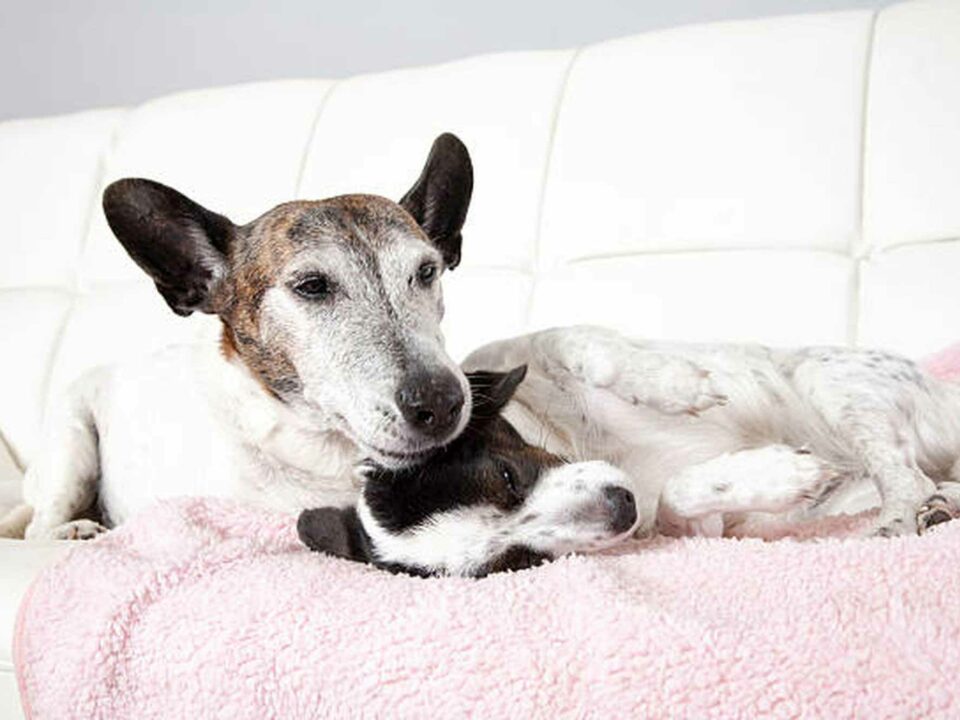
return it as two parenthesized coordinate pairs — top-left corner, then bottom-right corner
(872, 509), (918, 538)
(917, 494), (960, 534)
(44, 519), (109, 541)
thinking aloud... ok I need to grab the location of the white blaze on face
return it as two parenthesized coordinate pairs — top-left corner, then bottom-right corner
(513, 461), (638, 555)
(358, 460), (638, 577)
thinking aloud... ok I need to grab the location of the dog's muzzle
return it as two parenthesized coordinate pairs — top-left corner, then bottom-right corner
(603, 485), (638, 534)
(394, 369), (465, 440)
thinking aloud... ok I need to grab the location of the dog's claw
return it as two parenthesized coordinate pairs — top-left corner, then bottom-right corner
(917, 495), (959, 534)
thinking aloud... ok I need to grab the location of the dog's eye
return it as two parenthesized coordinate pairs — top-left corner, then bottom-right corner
(500, 464), (520, 498)
(293, 275), (332, 300)
(416, 262), (438, 287)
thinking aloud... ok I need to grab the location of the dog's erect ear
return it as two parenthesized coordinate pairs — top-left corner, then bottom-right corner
(297, 507), (374, 565)
(102, 178), (236, 317)
(399, 133), (473, 270)
(467, 365), (527, 421)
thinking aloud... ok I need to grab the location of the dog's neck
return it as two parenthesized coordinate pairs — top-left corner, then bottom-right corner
(207, 328), (363, 498)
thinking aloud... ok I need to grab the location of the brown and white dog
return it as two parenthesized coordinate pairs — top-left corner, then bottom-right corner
(1, 133), (530, 540)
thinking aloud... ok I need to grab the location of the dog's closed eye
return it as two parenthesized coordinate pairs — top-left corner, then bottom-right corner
(499, 463), (521, 500)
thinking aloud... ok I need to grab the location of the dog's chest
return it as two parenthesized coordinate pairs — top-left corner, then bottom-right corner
(236, 420), (361, 511)
(95, 345), (362, 524)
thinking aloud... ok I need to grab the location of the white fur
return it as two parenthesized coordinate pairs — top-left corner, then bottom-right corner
(658, 445), (840, 536)
(23, 342), (363, 539)
(357, 498), (503, 576)
(464, 326), (960, 537)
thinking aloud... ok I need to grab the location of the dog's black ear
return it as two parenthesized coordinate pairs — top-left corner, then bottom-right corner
(399, 133), (473, 270)
(297, 506), (374, 565)
(102, 178), (236, 316)
(467, 365), (527, 421)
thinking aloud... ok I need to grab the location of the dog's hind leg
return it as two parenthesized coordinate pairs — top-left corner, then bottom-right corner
(658, 444), (844, 536)
(528, 326), (727, 416)
(846, 422), (932, 537)
(23, 374), (107, 540)
(811, 403), (934, 537)
(790, 351), (939, 537)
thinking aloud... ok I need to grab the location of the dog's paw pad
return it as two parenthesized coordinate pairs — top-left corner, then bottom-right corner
(917, 495), (958, 534)
(52, 519), (108, 541)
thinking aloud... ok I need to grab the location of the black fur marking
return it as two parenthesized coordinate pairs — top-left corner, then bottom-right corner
(473, 545), (550, 577)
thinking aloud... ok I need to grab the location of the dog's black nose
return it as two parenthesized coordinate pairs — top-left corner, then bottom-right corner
(603, 486), (638, 534)
(395, 371), (465, 439)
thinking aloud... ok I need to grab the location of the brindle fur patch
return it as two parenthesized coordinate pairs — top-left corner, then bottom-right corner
(213, 195), (429, 401)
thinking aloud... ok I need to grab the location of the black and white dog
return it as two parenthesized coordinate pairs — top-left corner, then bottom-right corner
(301, 326), (960, 577)
(299, 366), (640, 578)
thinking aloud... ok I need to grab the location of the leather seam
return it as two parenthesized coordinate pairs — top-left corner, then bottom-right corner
(526, 46), (583, 324)
(294, 80), (343, 197)
(851, 8), (881, 347)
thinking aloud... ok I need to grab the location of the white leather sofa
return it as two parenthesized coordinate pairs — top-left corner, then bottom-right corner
(2, 1), (958, 714)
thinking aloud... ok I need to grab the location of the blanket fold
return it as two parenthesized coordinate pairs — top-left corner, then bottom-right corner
(14, 497), (960, 719)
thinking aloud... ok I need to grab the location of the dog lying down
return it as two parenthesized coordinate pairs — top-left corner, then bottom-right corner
(302, 325), (960, 577)
(298, 366), (640, 578)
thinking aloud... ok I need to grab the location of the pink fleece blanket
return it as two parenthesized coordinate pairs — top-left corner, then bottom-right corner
(14, 346), (960, 719)
(14, 498), (960, 719)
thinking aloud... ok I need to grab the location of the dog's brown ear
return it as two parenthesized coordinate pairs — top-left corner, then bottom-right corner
(102, 178), (236, 316)
(467, 365), (527, 421)
(297, 507), (374, 564)
(399, 133), (473, 270)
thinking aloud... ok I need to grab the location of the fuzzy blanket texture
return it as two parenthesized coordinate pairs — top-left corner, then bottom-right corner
(14, 345), (960, 719)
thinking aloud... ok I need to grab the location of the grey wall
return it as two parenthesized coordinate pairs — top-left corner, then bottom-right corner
(1, 0), (890, 122)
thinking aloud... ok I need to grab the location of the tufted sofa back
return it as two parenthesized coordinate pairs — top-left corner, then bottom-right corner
(1, 0), (959, 468)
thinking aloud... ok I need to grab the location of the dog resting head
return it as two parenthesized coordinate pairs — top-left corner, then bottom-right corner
(298, 367), (640, 578)
(101, 134), (474, 467)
